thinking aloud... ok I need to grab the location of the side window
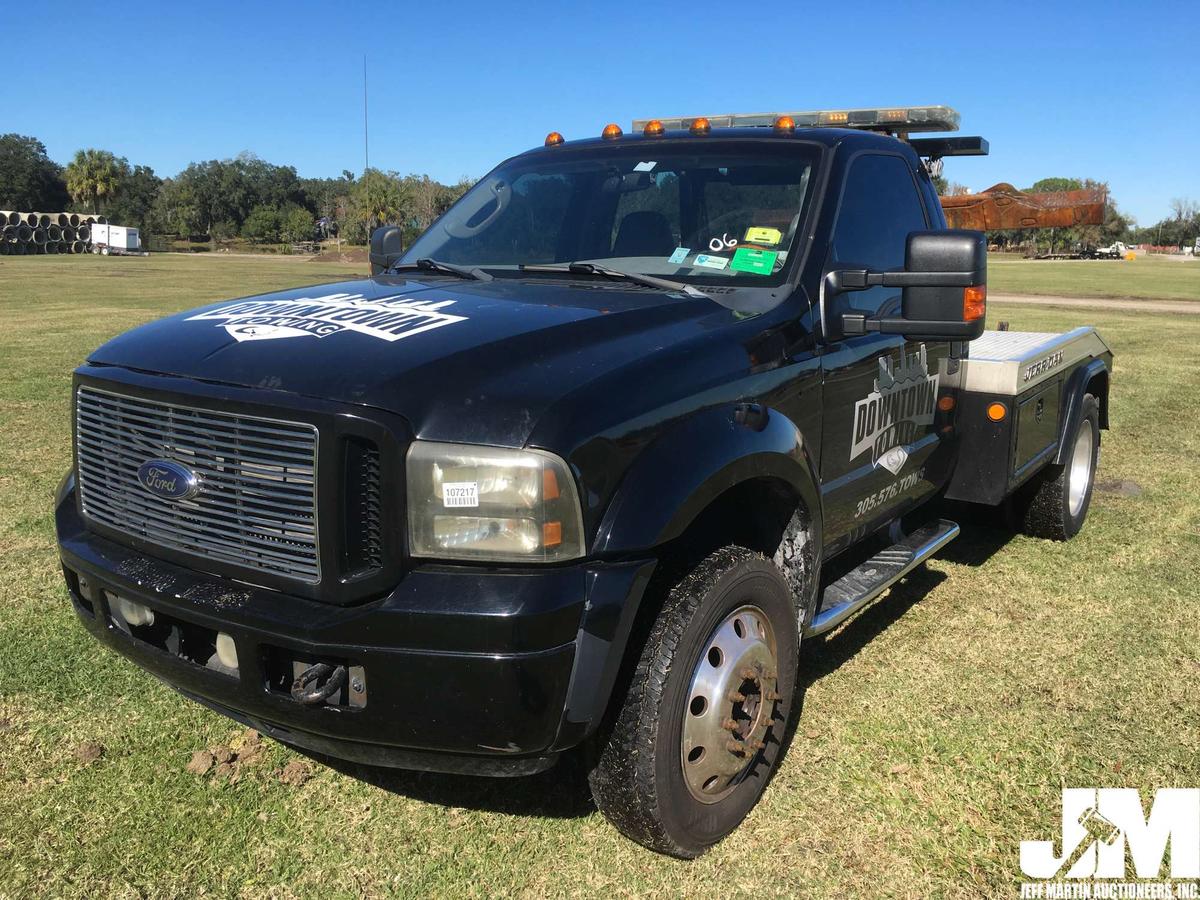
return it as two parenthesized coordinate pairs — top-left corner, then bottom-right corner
(830, 154), (928, 317)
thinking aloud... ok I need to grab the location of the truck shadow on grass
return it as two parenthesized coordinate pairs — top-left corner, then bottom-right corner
(295, 745), (597, 819)
(300, 519), (1016, 820)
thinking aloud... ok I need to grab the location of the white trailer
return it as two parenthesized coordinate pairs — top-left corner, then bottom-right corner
(90, 224), (144, 256)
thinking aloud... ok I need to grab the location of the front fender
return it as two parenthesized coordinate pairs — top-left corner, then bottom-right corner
(592, 403), (821, 557)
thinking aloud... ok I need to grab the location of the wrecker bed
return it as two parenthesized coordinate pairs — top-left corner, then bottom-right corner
(946, 328), (1112, 506)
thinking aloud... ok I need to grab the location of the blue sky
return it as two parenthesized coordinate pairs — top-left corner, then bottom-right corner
(4, 0), (1197, 224)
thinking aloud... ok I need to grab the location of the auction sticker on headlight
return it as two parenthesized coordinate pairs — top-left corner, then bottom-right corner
(442, 482), (479, 508)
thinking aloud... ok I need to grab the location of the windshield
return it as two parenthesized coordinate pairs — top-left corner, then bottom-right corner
(401, 141), (821, 287)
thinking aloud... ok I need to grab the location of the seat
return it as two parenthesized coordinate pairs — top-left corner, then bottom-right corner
(611, 211), (675, 259)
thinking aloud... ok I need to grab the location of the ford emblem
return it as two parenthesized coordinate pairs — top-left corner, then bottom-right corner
(136, 459), (200, 501)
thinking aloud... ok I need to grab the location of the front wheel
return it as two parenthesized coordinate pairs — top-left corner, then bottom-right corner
(587, 547), (801, 857)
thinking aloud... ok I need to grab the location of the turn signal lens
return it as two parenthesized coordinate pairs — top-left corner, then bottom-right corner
(937, 395), (956, 412)
(689, 117), (711, 135)
(773, 115), (796, 132)
(542, 468), (560, 500)
(544, 131), (564, 147)
(964, 285), (987, 321)
(542, 521), (563, 548)
(986, 402), (1008, 422)
(601, 123), (623, 140)
(643, 119), (665, 137)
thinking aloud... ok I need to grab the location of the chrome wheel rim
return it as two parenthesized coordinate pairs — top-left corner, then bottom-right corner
(681, 604), (779, 804)
(1068, 424), (1094, 517)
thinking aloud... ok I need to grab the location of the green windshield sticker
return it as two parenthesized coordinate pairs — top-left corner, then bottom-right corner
(730, 247), (778, 276)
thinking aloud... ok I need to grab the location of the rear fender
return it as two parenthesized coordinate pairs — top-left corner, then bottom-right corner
(1054, 357), (1110, 465)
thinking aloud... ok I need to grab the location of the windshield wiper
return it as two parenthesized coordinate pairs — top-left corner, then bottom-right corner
(519, 262), (710, 299)
(389, 258), (493, 282)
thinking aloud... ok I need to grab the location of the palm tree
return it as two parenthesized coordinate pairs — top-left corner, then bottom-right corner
(65, 149), (127, 213)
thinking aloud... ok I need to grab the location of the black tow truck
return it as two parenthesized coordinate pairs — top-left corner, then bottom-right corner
(56, 105), (1112, 857)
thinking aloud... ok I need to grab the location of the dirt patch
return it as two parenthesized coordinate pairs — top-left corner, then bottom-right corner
(1096, 479), (1144, 498)
(991, 293), (1200, 315)
(310, 246), (368, 265)
(74, 741), (104, 765)
(186, 750), (214, 775)
(185, 729), (268, 781)
(278, 760), (311, 788)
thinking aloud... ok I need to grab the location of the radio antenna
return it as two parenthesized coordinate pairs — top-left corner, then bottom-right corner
(363, 55), (369, 178)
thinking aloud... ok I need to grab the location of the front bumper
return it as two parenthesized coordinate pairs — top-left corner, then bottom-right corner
(56, 478), (655, 775)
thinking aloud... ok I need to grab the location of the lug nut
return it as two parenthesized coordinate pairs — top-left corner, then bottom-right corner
(740, 667), (758, 680)
(749, 739), (766, 751)
(720, 717), (739, 732)
(765, 690), (782, 701)
(727, 690), (745, 703)
(726, 739), (747, 755)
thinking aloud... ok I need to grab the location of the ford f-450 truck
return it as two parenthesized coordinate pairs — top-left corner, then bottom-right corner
(56, 106), (1112, 857)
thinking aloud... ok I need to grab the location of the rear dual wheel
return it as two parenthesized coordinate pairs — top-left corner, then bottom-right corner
(588, 547), (801, 857)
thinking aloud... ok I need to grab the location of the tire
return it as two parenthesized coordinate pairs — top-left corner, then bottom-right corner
(587, 546), (801, 858)
(1012, 393), (1100, 540)
(100, 246), (110, 256)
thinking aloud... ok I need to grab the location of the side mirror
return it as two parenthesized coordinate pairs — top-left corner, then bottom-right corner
(368, 226), (404, 276)
(833, 230), (987, 341)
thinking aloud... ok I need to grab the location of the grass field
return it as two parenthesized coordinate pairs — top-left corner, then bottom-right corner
(989, 253), (1200, 301)
(1, 254), (1198, 897)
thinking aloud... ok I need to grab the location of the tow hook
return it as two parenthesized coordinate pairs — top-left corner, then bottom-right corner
(290, 662), (347, 704)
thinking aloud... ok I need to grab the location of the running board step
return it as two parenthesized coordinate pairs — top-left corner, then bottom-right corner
(805, 519), (960, 638)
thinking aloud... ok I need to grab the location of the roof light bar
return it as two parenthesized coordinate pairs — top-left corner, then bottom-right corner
(631, 105), (960, 135)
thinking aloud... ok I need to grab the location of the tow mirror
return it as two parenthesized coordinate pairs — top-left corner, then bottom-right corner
(832, 230), (987, 341)
(369, 226), (404, 276)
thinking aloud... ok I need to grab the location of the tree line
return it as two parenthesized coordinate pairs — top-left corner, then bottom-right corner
(2, 132), (1196, 251)
(0, 133), (472, 247)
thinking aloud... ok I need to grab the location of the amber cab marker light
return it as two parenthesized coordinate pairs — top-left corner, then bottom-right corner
(544, 131), (564, 147)
(964, 284), (987, 321)
(689, 117), (711, 135)
(774, 115), (796, 132)
(937, 395), (956, 412)
(643, 119), (665, 137)
(986, 402), (1008, 422)
(601, 123), (623, 140)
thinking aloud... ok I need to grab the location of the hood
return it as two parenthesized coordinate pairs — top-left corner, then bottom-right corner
(87, 275), (733, 446)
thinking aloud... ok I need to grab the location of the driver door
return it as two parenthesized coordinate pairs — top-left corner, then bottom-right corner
(818, 153), (950, 550)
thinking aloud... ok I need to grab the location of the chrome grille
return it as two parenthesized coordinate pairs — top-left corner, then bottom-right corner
(75, 386), (320, 582)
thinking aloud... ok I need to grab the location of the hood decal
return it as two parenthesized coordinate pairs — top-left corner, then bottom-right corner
(186, 292), (468, 343)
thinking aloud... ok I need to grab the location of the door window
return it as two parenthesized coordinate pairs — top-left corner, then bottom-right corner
(829, 154), (929, 317)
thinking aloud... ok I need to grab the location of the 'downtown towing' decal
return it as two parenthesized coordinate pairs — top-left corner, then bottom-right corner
(850, 344), (939, 475)
(187, 292), (467, 343)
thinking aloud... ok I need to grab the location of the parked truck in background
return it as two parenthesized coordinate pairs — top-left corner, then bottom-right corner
(55, 106), (1111, 857)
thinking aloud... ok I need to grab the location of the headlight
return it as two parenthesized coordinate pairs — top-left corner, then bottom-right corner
(406, 441), (585, 563)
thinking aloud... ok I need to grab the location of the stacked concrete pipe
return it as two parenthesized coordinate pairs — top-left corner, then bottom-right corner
(0, 210), (102, 254)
